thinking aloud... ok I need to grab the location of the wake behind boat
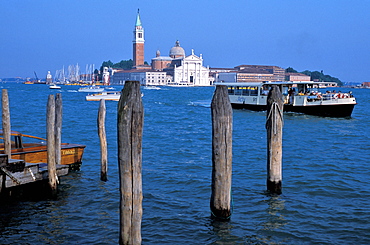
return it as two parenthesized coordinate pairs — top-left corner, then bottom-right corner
(216, 81), (357, 117)
(143, 85), (161, 90)
(78, 85), (104, 93)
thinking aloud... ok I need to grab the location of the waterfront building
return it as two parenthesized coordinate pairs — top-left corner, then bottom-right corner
(153, 42), (211, 86)
(214, 65), (285, 83)
(111, 69), (169, 85)
(285, 72), (311, 81)
(110, 11), (211, 86)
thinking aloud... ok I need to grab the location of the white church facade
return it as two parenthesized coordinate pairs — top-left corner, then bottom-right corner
(165, 49), (211, 86)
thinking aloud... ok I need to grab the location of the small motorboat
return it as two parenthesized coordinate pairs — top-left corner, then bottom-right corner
(49, 83), (61, 89)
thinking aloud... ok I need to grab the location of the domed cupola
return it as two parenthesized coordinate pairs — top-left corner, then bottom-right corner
(169, 40), (185, 59)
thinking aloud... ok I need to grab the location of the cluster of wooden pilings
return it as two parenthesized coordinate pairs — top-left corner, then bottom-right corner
(100, 81), (284, 244)
(0, 90), (67, 199)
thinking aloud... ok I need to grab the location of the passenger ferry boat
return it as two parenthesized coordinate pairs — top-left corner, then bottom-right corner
(216, 81), (357, 117)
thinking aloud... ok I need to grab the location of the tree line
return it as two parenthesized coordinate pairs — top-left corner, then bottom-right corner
(100, 59), (149, 71)
(285, 67), (342, 86)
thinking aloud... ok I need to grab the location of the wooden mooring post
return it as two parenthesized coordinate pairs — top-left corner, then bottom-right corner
(266, 85), (284, 194)
(210, 85), (233, 220)
(117, 81), (143, 245)
(98, 99), (108, 181)
(47, 94), (58, 197)
(55, 93), (62, 166)
(2, 89), (11, 159)
(1, 89), (11, 195)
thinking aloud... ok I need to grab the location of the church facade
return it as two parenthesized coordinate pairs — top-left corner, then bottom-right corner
(110, 11), (211, 86)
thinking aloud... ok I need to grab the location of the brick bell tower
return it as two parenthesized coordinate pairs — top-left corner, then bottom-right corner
(133, 9), (145, 68)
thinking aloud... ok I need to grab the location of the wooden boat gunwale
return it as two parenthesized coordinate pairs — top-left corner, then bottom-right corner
(0, 130), (85, 168)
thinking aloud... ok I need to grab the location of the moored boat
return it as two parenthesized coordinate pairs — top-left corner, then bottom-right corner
(0, 130), (85, 169)
(216, 81), (357, 117)
(85, 91), (121, 101)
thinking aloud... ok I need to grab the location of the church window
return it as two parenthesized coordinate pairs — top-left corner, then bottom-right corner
(138, 33), (142, 38)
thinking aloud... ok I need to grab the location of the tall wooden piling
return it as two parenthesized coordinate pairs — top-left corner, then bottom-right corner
(98, 99), (108, 181)
(210, 85), (233, 220)
(2, 89), (11, 158)
(117, 81), (143, 245)
(266, 85), (284, 194)
(55, 93), (62, 166)
(1, 89), (11, 196)
(47, 94), (57, 197)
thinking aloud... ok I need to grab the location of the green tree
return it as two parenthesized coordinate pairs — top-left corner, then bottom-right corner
(101, 60), (114, 69)
(112, 59), (134, 69)
(285, 67), (298, 73)
(100, 59), (149, 71)
(301, 70), (342, 86)
(286, 67), (342, 86)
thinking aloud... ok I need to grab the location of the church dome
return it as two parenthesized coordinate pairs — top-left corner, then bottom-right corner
(169, 40), (185, 58)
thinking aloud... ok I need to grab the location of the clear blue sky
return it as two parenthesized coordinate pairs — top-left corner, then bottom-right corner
(1, 0), (369, 82)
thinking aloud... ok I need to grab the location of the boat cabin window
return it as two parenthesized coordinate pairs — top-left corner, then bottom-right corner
(0, 133), (47, 150)
(295, 84), (319, 95)
(282, 86), (289, 95)
(0, 135), (22, 149)
(20, 135), (46, 149)
(297, 85), (306, 94)
(228, 86), (259, 96)
(228, 86), (235, 95)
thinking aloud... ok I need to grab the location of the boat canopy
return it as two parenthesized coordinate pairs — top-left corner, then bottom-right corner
(214, 81), (325, 87)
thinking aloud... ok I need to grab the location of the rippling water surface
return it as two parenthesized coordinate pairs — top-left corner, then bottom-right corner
(0, 83), (369, 244)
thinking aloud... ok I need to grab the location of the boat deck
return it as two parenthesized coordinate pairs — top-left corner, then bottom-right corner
(1, 160), (69, 189)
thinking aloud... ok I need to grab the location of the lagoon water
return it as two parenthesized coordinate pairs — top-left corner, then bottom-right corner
(0, 83), (369, 244)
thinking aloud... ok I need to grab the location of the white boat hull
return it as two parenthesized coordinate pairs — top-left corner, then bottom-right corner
(85, 92), (121, 101)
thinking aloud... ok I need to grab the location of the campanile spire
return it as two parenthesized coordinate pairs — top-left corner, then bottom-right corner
(133, 9), (145, 68)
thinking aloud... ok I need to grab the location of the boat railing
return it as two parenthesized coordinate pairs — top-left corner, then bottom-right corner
(296, 93), (354, 103)
(284, 92), (355, 105)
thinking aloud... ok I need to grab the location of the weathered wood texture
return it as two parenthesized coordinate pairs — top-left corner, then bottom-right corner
(266, 85), (284, 194)
(2, 89), (11, 158)
(4, 163), (69, 188)
(98, 99), (108, 181)
(55, 93), (63, 166)
(210, 85), (233, 219)
(117, 81), (143, 245)
(47, 94), (57, 196)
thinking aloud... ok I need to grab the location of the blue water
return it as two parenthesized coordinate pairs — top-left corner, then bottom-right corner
(0, 83), (369, 244)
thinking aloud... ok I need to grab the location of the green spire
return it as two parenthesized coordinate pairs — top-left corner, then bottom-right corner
(135, 9), (142, 26)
